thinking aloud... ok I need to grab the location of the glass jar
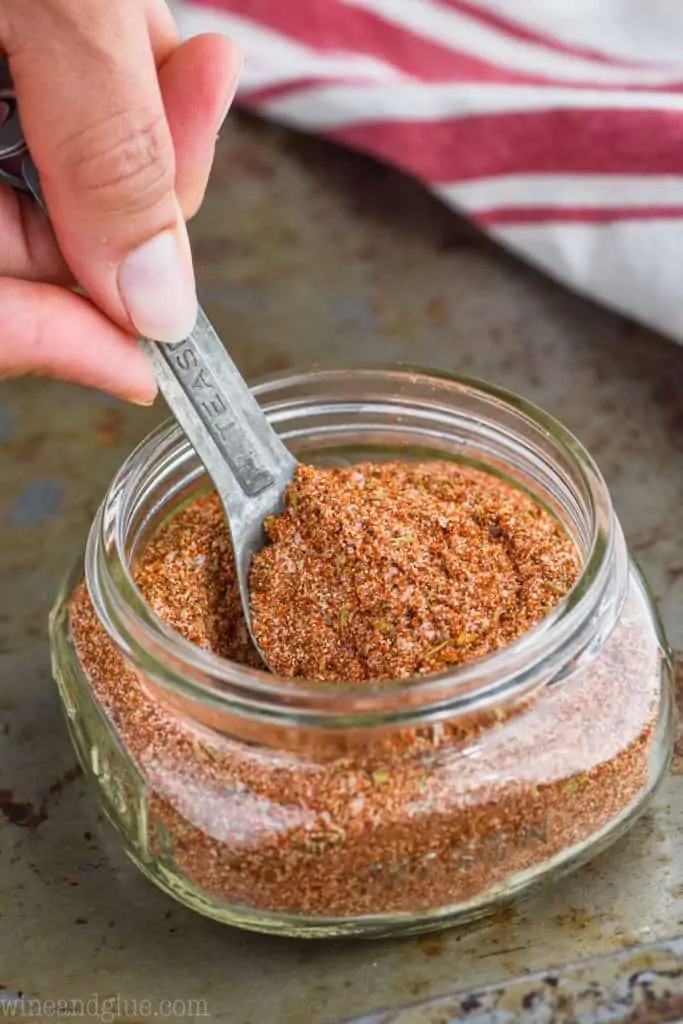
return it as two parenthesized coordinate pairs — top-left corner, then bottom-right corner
(49, 367), (675, 939)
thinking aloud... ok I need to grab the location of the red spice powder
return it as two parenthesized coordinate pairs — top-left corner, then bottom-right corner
(250, 462), (580, 682)
(66, 461), (665, 925)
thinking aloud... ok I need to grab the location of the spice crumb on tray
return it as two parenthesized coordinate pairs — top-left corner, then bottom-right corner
(67, 459), (665, 923)
(249, 461), (580, 682)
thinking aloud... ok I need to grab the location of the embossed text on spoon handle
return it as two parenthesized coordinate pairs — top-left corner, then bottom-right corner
(139, 312), (296, 516)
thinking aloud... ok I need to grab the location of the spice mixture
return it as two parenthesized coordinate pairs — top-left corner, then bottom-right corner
(250, 462), (579, 682)
(68, 460), (665, 922)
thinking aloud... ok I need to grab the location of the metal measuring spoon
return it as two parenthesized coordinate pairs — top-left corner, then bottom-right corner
(0, 58), (297, 668)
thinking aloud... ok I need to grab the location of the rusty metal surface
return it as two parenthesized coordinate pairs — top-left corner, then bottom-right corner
(1, 112), (683, 1024)
(343, 940), (683, 1023)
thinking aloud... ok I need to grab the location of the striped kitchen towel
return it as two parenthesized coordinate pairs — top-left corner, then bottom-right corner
(174, 0), (683, 343)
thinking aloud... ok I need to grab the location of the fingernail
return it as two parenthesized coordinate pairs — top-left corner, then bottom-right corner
(118, 355), (158, 406)
(130, 395), (157, 407)
(118, 228), (197, 343)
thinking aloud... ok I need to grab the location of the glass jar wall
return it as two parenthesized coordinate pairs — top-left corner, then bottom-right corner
(49, 368), (675, 938)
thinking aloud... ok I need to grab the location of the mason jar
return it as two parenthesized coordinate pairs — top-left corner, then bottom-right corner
(49, 367), (675, 939)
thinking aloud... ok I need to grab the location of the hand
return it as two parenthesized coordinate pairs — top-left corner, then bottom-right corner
(0, 0), (241, 403)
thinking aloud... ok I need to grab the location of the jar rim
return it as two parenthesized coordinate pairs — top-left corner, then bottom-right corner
(87, 363), (619, 725)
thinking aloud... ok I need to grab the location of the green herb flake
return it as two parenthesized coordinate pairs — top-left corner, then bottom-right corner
(371, 769), (390, 786)
(426, 638), (451, 658)
(193, 740), (222, 763)
(307, 827), (346, 850)
(365, 486), (385, 502)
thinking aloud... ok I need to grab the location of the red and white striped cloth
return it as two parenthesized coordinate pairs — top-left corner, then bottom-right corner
(173, 0), (683, 343)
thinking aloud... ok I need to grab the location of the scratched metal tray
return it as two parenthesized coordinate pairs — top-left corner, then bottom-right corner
(344, 939), (683, 1023)
(3, 114), (683, 1024)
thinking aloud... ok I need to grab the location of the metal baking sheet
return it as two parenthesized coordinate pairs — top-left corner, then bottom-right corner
(1, 112), (683, 1024)
(343, 939), (683, 1023)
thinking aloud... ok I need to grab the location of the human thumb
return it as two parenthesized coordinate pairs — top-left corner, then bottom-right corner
(8, 2), (197, 342)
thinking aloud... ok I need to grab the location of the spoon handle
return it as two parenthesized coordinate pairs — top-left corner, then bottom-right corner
(140, 315), (297, 514)
(21, 157), (296, 528)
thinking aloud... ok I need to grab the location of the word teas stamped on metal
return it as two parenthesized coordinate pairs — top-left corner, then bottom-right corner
(157, 333), (275, 499)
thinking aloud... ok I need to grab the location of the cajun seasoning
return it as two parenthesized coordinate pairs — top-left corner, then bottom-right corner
(68, 460), (665, 922)
(250, 462), (580, 682)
